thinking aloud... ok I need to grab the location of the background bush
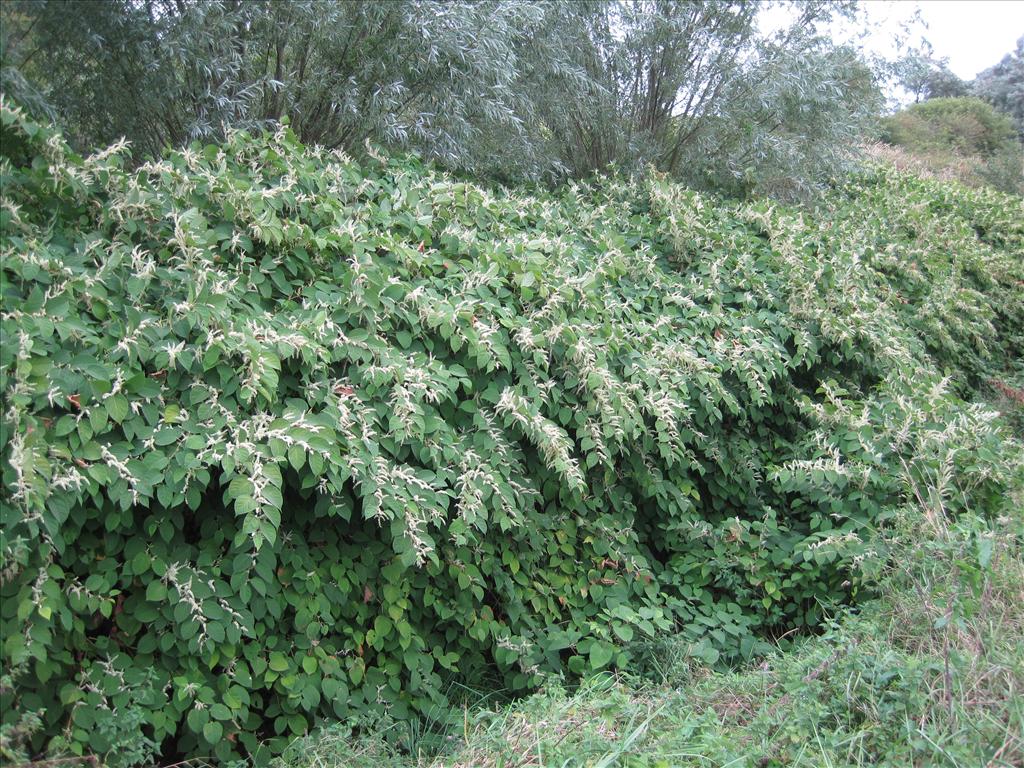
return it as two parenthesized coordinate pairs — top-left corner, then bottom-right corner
(880, 97), (1017, 156)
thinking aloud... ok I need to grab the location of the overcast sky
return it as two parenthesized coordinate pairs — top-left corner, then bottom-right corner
(760, 1), (1023, 81)
(856, 0), (1024, 80)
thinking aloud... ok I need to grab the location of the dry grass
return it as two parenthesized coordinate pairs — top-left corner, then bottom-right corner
(864, 142), (982, 185)
(862, 141), (1023, 194)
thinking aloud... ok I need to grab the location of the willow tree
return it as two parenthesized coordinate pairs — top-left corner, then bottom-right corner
(1, 0), (882, 196)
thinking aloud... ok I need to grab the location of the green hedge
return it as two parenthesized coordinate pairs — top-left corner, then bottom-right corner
(1, 98), (1021, 763)
(880, 97), (1019, 157)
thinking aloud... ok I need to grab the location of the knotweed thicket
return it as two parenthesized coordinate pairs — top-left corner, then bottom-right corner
(0, 99), (1021, 762)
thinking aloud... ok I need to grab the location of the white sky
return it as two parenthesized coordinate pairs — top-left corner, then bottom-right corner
(854, 0), (1024, 80)
(760, 1), (1024, 80)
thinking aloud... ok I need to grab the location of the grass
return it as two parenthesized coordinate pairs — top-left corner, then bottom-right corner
(276, 403), (1024, 768)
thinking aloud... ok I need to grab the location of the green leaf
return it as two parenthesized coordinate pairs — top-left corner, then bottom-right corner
(203, 721), (223, 744)
(105, 394), (130, 423)
(187, 708), (208, 732)
(288, 444), (305, 472)
(589, 641), (614, 670)
(146, 581), (167, 602)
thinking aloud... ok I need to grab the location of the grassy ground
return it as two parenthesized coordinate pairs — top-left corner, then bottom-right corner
(277, 393), (1024, 768)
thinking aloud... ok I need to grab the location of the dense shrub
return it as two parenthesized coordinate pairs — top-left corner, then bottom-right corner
(880, 97), (1018, 157)
(1, 99), (1022, 763)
